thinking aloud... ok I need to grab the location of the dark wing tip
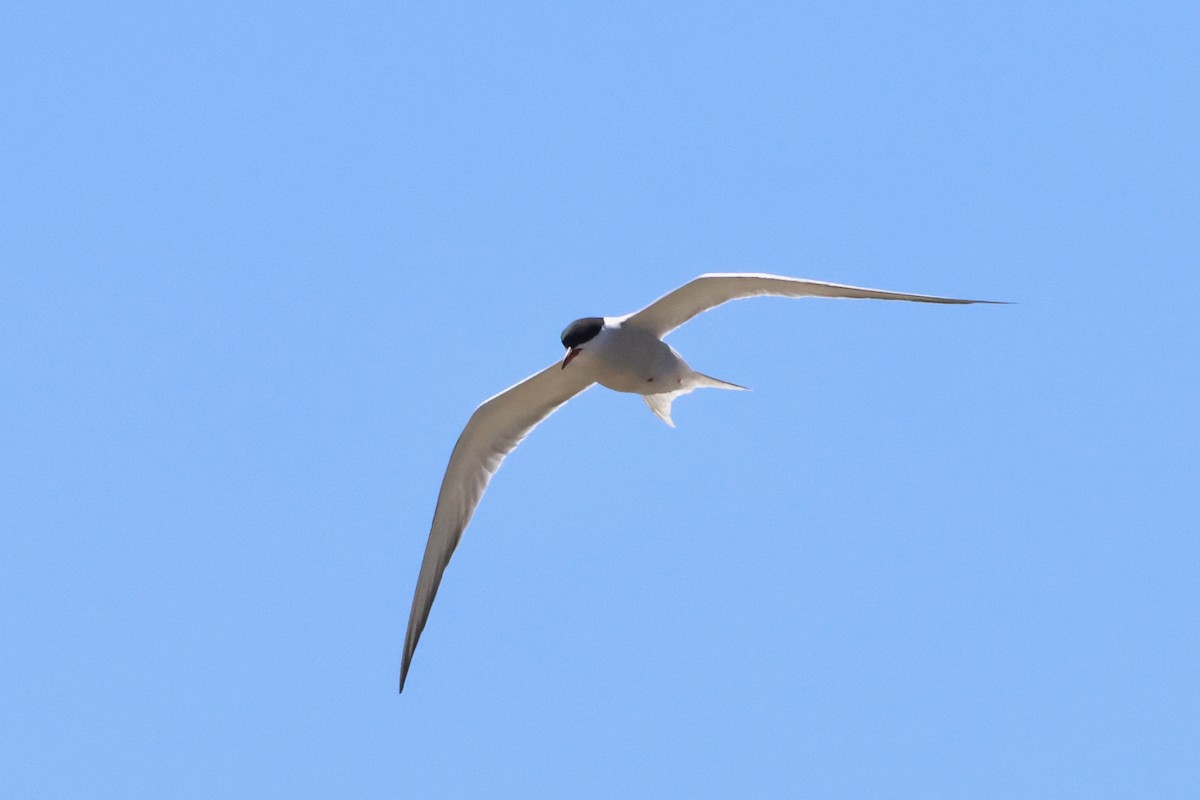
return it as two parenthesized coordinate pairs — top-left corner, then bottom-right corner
(400, 636), (420, 693)
(924, 297), (1013, 305)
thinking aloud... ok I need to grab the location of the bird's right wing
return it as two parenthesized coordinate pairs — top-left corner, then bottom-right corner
(400, 361), (594, 692)
(623, 273), (1002, 338)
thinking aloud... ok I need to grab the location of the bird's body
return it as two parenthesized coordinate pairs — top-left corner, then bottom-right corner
(569, 319), (743, 426)
(399, 273), (1003, 691)
(580, 320), (683, 393)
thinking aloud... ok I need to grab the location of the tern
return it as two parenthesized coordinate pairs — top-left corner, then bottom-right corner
(400, 273), (1000, 691)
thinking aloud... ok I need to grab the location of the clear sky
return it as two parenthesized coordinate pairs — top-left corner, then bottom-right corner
(3, 2), (1198, 797)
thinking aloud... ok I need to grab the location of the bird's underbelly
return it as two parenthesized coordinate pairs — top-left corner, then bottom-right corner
(588, 329), (685, 395)
(594, 366), (683, 394)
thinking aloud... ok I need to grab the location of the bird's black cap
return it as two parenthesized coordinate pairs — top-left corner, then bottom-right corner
(561, 317), (604, 349)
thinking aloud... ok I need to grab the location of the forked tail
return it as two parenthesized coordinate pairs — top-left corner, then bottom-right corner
(692, 371), (749, 391)
(641, 371), (748, 428)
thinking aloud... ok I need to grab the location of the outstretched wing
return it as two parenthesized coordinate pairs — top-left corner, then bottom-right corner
(622, 273), (1002, 337)
(401, 362), (594, 692)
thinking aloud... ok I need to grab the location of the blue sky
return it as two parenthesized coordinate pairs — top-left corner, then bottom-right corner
(3, 1), (1198, 796)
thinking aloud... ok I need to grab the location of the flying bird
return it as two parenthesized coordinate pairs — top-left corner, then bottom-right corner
(400, 273), (1001, 691)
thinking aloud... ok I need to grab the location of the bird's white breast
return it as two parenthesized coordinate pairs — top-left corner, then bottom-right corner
(583, 323), (685, 395)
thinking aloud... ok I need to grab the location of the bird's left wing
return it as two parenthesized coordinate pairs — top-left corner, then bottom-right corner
(401, 361), (594, 692)
(622, 273), (1003, 338)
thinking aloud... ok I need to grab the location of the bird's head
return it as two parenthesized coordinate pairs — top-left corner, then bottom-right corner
(560, 317), (604, 369)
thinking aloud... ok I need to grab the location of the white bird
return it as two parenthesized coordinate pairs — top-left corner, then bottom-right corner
(400, 273), (1001, 691)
